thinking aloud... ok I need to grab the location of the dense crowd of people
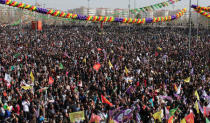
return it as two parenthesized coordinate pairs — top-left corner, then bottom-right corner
(0, 25), (209, 123)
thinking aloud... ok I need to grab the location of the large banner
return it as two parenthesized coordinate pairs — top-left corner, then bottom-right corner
(69, 111), (85, 122)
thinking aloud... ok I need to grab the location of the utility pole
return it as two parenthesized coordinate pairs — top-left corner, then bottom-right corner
(188, 0), (192, 54)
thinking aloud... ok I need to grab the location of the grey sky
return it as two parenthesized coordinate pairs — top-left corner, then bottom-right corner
(8, 0), (210, 11)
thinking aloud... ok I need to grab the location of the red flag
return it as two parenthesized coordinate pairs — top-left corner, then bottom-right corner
(168, 116), (173, 123)
(97, 48), (102, 51)
(89, 113), (102, 123)
(93, 63), (101, 71)
(185, 113), (194, 123)
(204, 107), (210, 117)
(48, 76), (54, 85)
(101, 95), (113, 107)
(136, 81), (140, 87)
(155, 51), (159, 57)
(144, 79), (147, 87)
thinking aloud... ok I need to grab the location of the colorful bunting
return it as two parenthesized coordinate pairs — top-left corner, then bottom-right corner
(192, 5), (210, 19)
(192, 4), (210, 12)
(131, 0), (181, 15)
(0, 0), (186, 24)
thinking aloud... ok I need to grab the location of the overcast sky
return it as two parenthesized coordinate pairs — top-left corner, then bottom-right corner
(4, 0), (210, 10)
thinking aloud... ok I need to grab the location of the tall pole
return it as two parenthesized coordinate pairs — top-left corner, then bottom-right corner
(20, 0), (23, 30)
(128, 0), (131, 32)
(188, 0), (192, 54)
(196, 0), (199, 43)
(35, 0), (38, 40)
(88, 0), (90, 15)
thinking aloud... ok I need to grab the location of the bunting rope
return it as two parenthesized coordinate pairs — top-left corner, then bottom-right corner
(0, 0), (187, 24)
(191, 4), (210, 12)
(108, 0), (181, 16)
(191, 5), (210, 19)
(131, 0), (181, 14)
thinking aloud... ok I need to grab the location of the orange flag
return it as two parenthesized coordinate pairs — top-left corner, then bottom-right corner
(93, 63), (101, 71)
(185, 113), (194, 123)
(101, 95), (113, 107)
(3, 91), (7, 97)
(48, 76), (54, 85)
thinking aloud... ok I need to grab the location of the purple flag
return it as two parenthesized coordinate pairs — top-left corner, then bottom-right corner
(64, 52), (70, 58)
(126, 86), (135, 95)
(159, 96), (173, 102)
(109, 106), (123, 119)
(174, 93), (181, 100)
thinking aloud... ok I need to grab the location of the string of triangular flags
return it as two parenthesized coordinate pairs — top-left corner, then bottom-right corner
(131, 0), (181, 15)
(191, 5), (210, 19)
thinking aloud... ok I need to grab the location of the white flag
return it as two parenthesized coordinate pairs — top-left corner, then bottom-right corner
(4, 73), (11, 83)
(176, 84), (181, 95)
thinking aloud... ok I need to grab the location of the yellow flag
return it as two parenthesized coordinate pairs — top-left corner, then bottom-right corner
(69, 111), (85, 122)
(108, 60), (113, 68)
(153, 110), (162, 122)
(181, 118), (186, 123)
(82, 58), (86, 63)
(184, 77), (190, 83)
(194, 101), (199, 114)
(157, 47), (162, 51)
(30, 71), (35, 82)
(195, 91), (200, 100)
(21, 86), (32, 90)
(125, 66), (129, 75)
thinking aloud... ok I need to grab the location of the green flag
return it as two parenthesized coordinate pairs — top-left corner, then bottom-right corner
(154, 4), (159, 9)
(206, 118), (210, 123)
(165, 2), (169, 6)
(59, 63), (64, 69)
(158, 4), (163, 8)
(169, 107), (178, 116)
(11, 66), (15, 71)
(14, 53), (21, 58)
